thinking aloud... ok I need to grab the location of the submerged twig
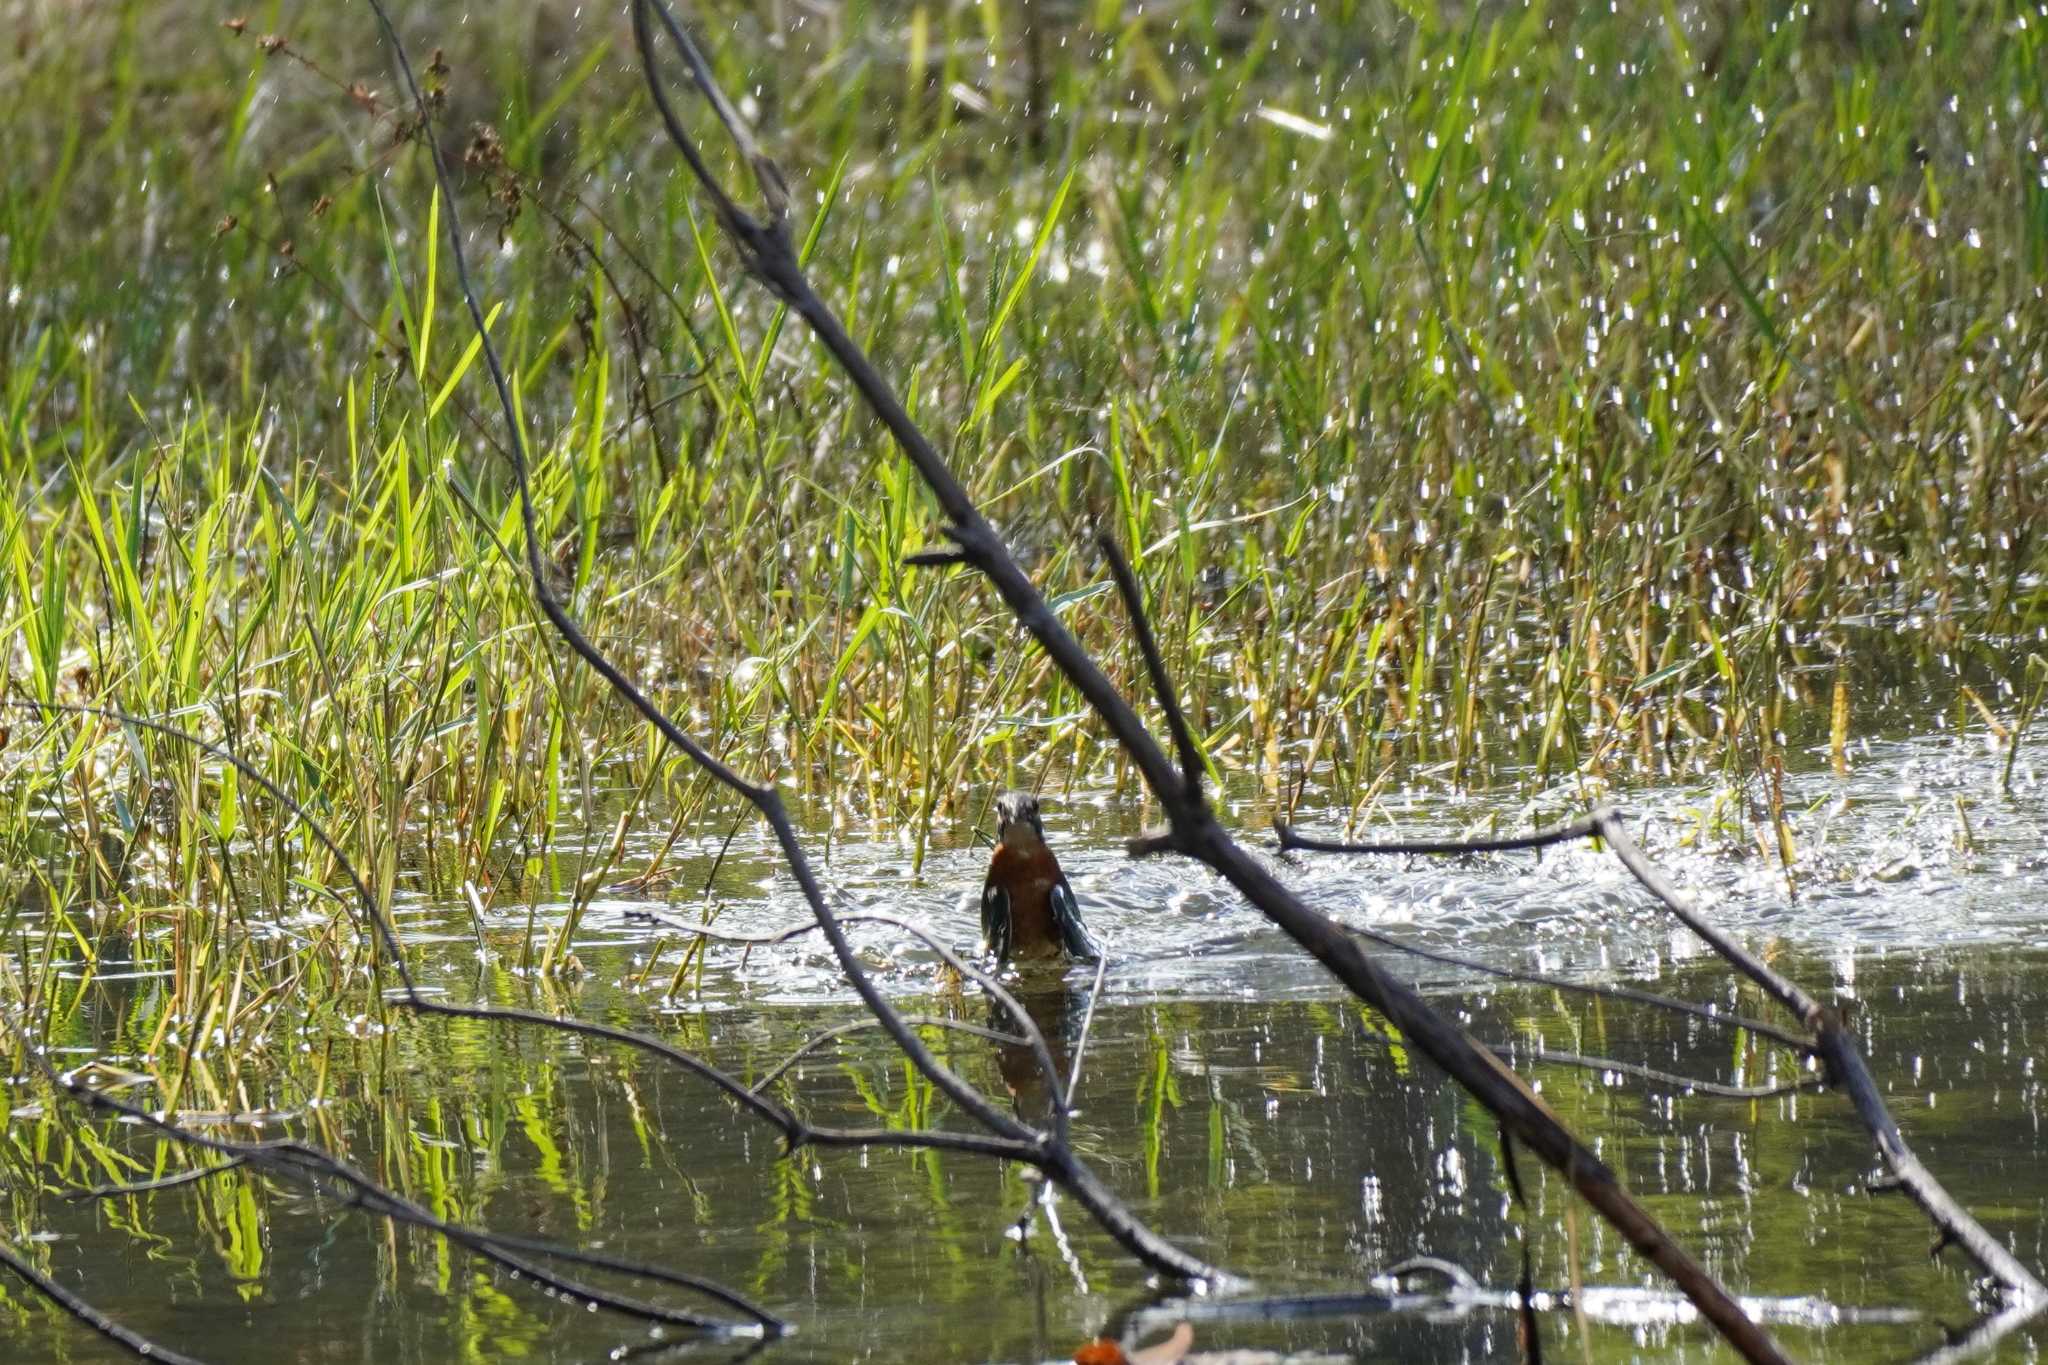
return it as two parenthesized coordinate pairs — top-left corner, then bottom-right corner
(65, 1157), (250, 1200)
(1490, 1045), (1823, 1101)
(1064, 953), (1111, 1117)
(1338, 923), (1813, 1053)
(1277, 817), (1601, 855)
(748, 1015), (1028, 1097)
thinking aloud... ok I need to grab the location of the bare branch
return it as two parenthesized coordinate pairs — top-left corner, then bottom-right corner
(356, 0), (1225, 1285)
(749, 1015), (1029, 1098)
(0, 1238), (214, 1365)
(1489, 1046), (1824, 1100)
(1289, 798), (2048, 1311)
(2, 999), (779, 1334)
(1336, 924), (1814, 1052)
(1276, 816), (1602, 855)
(625, 2), (1791, 1354)
(1593, 812), (2047, 1308)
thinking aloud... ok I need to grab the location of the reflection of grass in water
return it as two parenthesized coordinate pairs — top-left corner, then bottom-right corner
(4, 953), (2041, 1359)
(1505, 948), (2048, 1359)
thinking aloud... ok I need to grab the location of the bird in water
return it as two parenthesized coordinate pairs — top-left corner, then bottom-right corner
(980, 791), (1098, 964)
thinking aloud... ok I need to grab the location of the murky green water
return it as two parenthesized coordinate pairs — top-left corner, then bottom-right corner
(6, 731), (2048, 1362)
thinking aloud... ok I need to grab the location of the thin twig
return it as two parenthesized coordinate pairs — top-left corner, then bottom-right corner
(0, 1239), (214, 1365)
(66, 1158), (250, 1200)
(1488, 1045), (1823, 1100)
(1336, 925), (1813, 1052)
(1064, 953), (1111, 1117)
(749, 1015), (1028, 1097)
(627, 907), (1068, 1133)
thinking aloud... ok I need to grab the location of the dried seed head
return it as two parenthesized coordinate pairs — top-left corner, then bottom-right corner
(463, 123), (505, 169)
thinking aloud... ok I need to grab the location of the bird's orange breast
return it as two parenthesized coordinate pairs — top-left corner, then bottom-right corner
(989, 841), (1064, 955)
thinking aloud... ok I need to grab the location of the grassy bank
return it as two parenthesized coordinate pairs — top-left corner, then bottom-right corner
(1, 0), (2044, 921)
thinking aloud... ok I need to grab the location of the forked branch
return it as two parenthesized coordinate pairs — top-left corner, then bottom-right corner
(627, 2), (1786, 1358)
(1282, 805), (2048, 1315)
(361, 0), (1224, 1286)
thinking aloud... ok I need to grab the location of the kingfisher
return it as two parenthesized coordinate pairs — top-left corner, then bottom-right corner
(981, 791), (1098, 964)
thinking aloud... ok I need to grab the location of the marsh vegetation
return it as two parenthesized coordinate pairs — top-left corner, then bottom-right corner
(3, 0), (2046, 1360)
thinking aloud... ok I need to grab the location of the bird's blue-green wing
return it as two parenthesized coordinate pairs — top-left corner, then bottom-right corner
(1049, 876), (1099, 961)
(980, 876), (1012, 962)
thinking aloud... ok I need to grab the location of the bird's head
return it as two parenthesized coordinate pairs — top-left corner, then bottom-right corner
(993, 790), (1046, 848)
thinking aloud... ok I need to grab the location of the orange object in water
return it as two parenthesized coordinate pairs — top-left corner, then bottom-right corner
(980, 791), (1098, 963)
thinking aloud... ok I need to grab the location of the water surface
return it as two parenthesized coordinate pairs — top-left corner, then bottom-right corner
(6, 731), (2048, 1362)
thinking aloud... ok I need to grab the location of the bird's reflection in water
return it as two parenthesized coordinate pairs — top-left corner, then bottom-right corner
(986, 975), (1092, 1126)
